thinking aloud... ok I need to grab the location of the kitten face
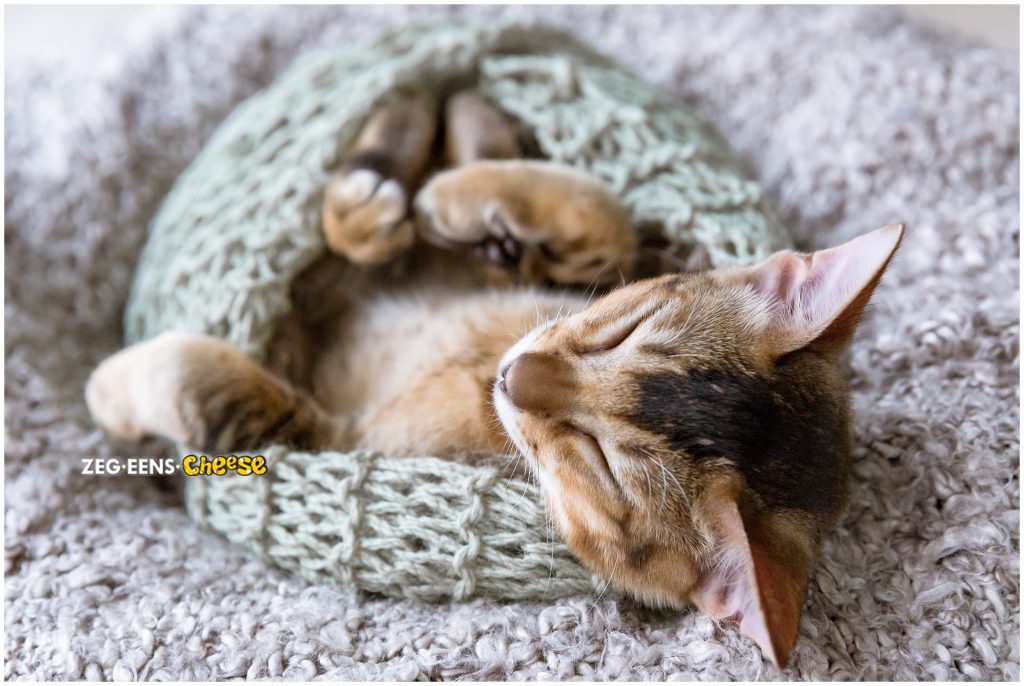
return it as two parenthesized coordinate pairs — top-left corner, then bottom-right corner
(494, 272), (837, 594)
(493, 226), (903, 667)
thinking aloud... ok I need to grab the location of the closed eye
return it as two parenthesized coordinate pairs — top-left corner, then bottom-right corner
(575, 319), (641, 355)
(562, 422), (619, 489)
(576, 299), (673, 355)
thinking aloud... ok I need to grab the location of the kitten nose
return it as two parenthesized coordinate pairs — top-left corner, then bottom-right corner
(501, 352), (575, 414)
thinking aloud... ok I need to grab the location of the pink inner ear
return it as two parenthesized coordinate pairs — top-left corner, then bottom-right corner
(691, 508), (782, 666)
(749, 224), (904, 347)
(689, 499), (809, 668)
(691, 554), (778, 662)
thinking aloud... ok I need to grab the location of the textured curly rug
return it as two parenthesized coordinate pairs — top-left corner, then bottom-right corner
(5, 5), (1019, 680)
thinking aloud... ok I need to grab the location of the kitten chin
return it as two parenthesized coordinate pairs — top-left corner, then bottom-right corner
(493, 225), (903, 667)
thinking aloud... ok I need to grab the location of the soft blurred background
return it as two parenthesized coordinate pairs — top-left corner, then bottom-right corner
(16, 2), (1024, 66)
(4, 3), (1020, 72)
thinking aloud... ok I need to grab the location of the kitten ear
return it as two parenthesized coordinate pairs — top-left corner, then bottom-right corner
(746, 224), (904, 355)
(690, 495), (812, 668)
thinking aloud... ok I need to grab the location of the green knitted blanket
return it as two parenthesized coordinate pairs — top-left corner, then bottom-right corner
(125, 19), (790, 602)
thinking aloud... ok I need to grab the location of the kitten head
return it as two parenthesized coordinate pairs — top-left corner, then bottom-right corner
(493, 225), (903, 667)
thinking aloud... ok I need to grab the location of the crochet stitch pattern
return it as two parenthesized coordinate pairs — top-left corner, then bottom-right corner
(124, 19), (791, 601)
(185, 449), (607, 600)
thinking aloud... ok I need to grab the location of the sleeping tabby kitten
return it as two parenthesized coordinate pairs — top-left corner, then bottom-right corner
(86, 91), (903, 667)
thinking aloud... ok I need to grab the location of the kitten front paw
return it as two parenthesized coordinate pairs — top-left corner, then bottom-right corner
(413, 160), (637, 286)
(322, 168), (415, 265)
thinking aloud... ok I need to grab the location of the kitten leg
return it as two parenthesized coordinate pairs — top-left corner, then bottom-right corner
(322, 91), (438, 264)
(86, 332), (345, 454)
(444, 90), (522, 165)
(414, 159), (638, 287)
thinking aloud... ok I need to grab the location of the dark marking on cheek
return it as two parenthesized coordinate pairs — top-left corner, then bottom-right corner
(611, 511), (651, 569)
(629, 363), (848, 515)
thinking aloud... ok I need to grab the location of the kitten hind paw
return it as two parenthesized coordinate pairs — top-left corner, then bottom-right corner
(322, 168), (414, 265)
(413, 160), (637, 287)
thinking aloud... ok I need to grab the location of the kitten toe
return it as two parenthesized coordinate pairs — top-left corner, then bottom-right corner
(473, 233), (522, 271)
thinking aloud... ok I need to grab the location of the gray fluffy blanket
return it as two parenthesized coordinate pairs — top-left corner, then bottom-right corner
(5, 5), (1019, 680)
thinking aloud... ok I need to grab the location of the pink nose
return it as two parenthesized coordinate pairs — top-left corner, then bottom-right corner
(500, 352), (576, 414)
